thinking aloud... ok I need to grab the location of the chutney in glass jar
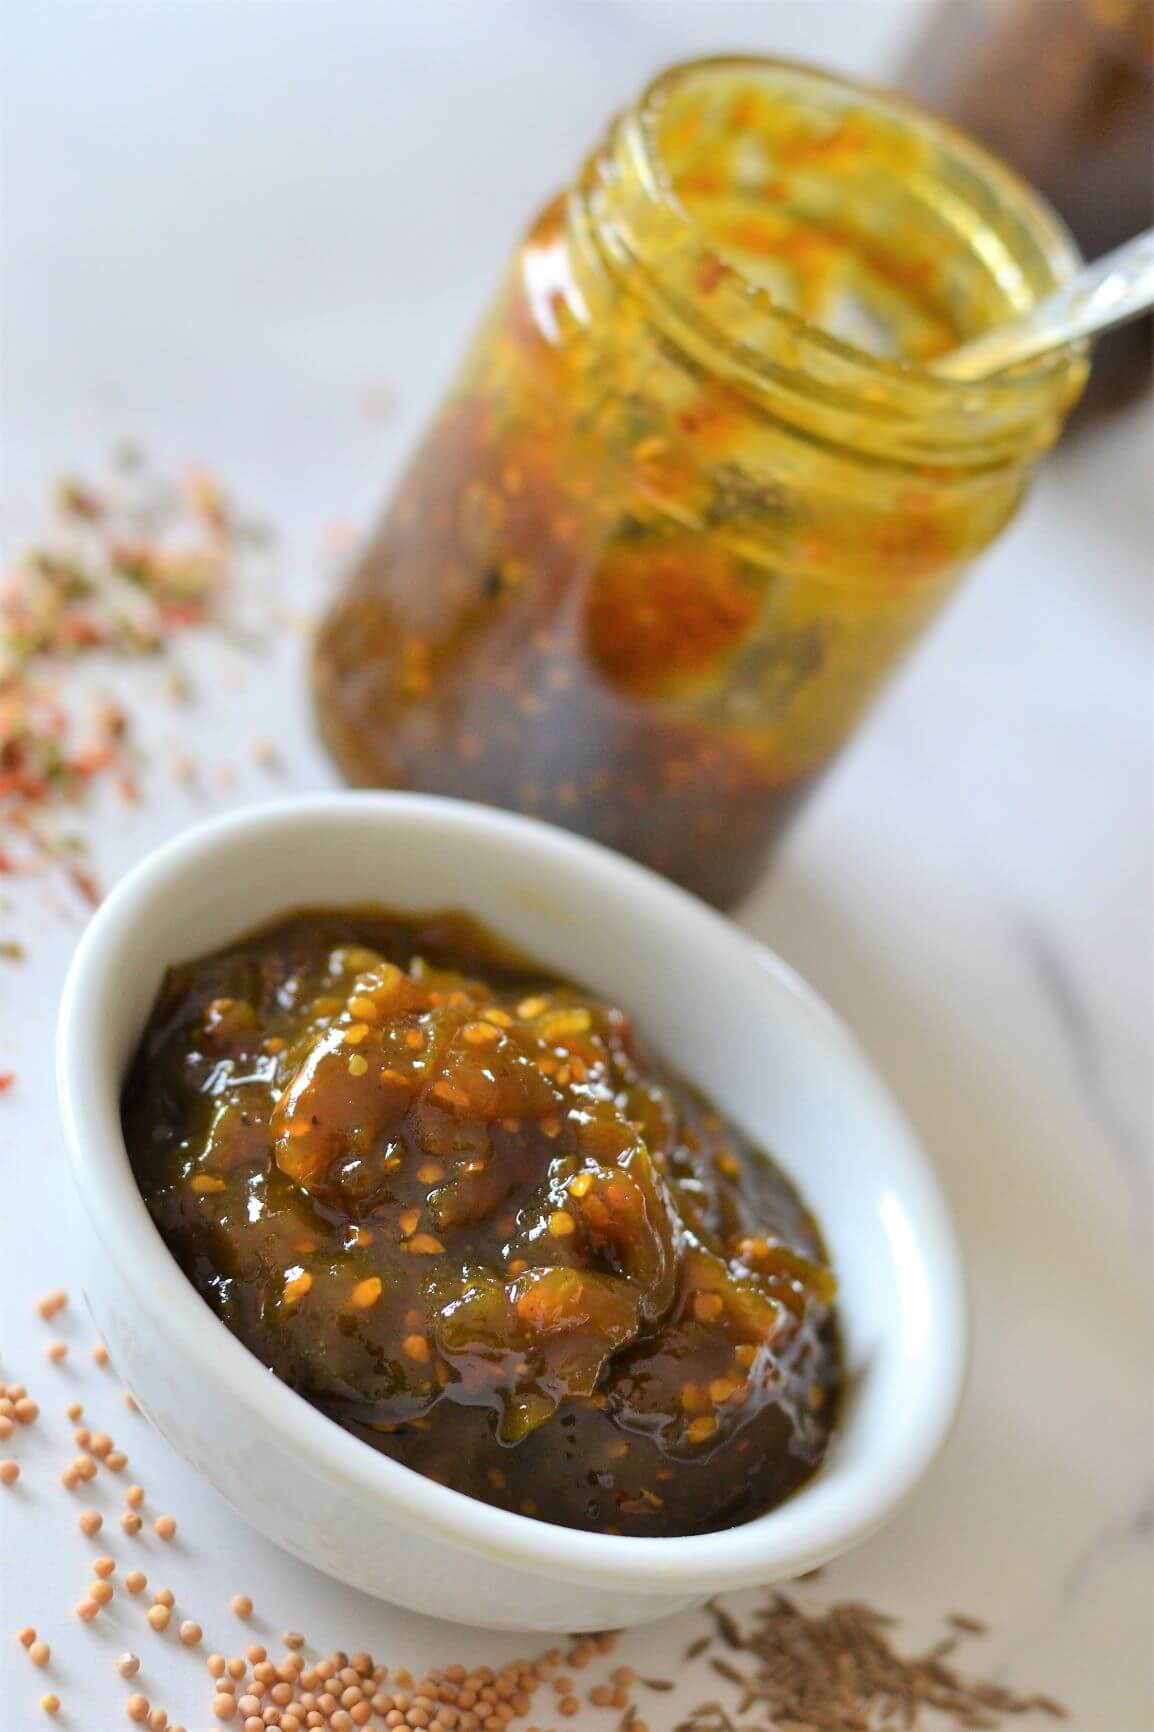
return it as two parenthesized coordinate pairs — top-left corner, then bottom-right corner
(314, 57), (1085, 907)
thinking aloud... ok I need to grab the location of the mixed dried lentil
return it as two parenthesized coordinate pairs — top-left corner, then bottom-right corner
(0, 447), (269, 920)
(123, 906), (839, 1536)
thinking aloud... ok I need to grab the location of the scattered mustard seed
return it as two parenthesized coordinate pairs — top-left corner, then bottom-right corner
(230, 1594), (253, 1619)
(154, 1513), (177, 1541)
(178, 1619), (202, 1647)
(121, 1512), (142, 1535)
(0, 1460), (20, 1485)
(37, 1290), (68, 1320)
(77, 1509), (103, 1536)
(124, 1570), (147, 1595)
(29, 1640), (51, 1667)
(93, 1556), (116, 1578)
(153, 1588), (175, 1609)
(125, 1694), (149, 1723)
(125, 1484), (145, 1508)
(46, 1341), (68, 1363)
(40, 1692), (60, 1716)
(92, 1343), (110, 1367)
(146, 1605), (170, 1632)
(118, 1653), (141, 1678)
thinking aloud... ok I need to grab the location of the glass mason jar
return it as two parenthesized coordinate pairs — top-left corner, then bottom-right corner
(314, 57), (1085, 908)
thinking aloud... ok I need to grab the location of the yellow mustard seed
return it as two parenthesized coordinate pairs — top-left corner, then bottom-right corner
(283, 1272), (313, 1304)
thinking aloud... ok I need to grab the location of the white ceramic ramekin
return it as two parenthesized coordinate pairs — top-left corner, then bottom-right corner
(58, 793), (966, 1631)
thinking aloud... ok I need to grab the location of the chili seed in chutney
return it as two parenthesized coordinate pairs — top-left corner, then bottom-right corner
(123, 907), (840, 1537)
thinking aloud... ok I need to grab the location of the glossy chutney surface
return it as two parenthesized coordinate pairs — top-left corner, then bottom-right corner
(123, 908), (840, 1536)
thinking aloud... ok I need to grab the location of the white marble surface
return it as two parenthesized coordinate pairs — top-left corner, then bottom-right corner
(1, 4), (1151, 1728)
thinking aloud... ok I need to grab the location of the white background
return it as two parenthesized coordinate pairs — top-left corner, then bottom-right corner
(1, 4), (1151, 1729)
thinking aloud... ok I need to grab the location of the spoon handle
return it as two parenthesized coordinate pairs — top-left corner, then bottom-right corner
(937, 229), (1154, 382)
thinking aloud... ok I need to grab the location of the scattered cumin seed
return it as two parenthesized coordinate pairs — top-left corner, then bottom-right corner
(673, 1593), (1068, 1732)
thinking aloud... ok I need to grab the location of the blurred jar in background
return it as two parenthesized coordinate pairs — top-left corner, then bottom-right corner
(904, 0), (1154, 419)
(314, 57), (1085, 908)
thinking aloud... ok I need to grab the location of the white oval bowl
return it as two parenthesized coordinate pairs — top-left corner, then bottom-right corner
(58, 792), (966, 1631)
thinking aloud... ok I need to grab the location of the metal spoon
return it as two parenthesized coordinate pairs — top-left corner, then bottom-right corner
(936, 228), (1154, 381)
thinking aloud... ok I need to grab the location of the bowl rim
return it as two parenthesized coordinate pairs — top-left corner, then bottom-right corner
(57, 791), (967, 1593)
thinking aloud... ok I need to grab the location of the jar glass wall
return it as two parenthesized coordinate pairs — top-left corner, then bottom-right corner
(314, 58), (1085, 908)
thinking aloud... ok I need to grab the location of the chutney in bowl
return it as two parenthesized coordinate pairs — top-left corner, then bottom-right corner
(59, 793), (966, 1628)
